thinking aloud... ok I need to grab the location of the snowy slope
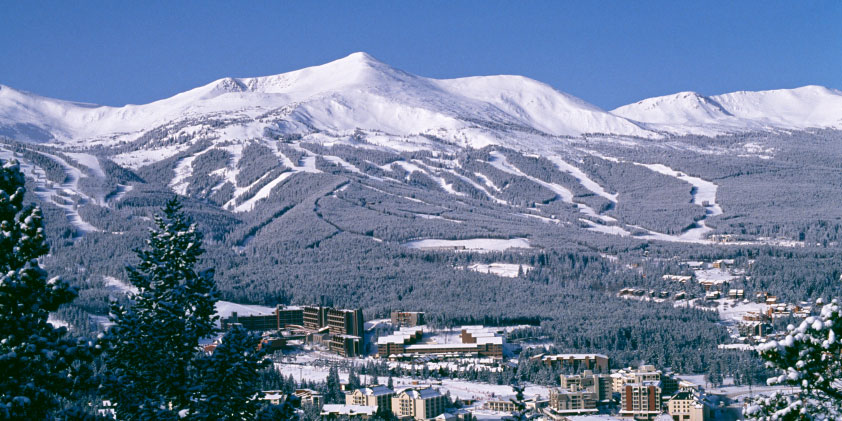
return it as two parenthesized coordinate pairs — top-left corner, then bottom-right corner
(613, 86), (842, 135)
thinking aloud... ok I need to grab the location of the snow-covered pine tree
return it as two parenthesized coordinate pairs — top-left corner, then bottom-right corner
(102, 198), (219, 419)
(746, 299), (841, 420)
(0, 160), (97, 419)
(189, 324), (270, 419)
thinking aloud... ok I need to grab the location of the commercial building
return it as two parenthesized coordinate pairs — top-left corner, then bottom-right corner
(667, 391), (709, 421)
(619, 382), (662, 420)
(391, 388), (447, 420)
(391, 311), (426, 327)
(539, 354), (610, 373)
(346, 385), (395, 411)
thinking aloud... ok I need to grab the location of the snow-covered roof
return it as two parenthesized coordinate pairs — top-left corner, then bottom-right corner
(321, 404), (377, 415)
(399, 387), (443, 400)
(542, 353), (608, 360)
(356, 385), (394, 396)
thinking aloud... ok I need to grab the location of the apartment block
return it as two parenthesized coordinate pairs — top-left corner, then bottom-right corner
(546, 389), (597, 417)
(391, 388), (446, 420)
(611, 365), (662, 393)
(329, 334), (363, 358)
(619, 382), (662, 420)
(328, 308), (365, 337)
(346, 385), (395, 411)
(560, 370), (611, 403)
(303, 305), (330, 330)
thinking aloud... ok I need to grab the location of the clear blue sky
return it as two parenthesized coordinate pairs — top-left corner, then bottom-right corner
(2, 1), (839, 110)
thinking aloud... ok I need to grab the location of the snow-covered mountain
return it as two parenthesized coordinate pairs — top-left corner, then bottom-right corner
(3, 52), (840, 146)
(0, 52), (657, 147)
(613, 85), (842, 135)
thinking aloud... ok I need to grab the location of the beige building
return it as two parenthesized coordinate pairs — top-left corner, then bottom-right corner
(619, 382), (662, 420)
(667, 391), (709, 421)
(346, 385), (395, 412)
(391, 388), (446, 420)
(611, 365), (662, 393)
(546, 389), (597, 416)
(561, 370), (611, 403)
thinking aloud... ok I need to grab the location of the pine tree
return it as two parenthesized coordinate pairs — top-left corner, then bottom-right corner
(326, 366), (343, 403)
(746, 299), (841, 420)
(0, 160), (97, 419)
(190, 324), (270, 419)
(102, 198), (219, 419)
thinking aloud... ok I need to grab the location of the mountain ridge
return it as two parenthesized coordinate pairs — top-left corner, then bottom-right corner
(3, 52), (839, 146)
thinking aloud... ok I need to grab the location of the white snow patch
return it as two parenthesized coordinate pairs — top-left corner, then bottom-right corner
(403, 238), (532, 252)
(460, 263), (532, 278)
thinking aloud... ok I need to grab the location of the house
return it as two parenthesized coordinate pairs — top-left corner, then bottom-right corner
(261, 390), (286, 405)
(727, 289), (744, 299)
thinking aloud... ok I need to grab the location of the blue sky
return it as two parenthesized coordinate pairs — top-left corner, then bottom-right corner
(2, 1), (839, 109)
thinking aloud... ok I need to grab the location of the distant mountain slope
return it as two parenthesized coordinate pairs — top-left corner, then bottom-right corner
(613, 85), (842, 135)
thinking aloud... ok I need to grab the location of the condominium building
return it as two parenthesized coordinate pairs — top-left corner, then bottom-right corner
(294, 388), (324, 408)
(377, 326), (504, 359)
(220, 305), (304, 331)
(303, 305), (330, 331)
(484, 399), (518, 413)
(667, 391), (709, 421)
(546, 389), (597, 415)
(539, 354), (610, 373)
(611, 365), (662, 393)
(329, 334), (363, 358)
(560, 370), (611, 403)
(391, 388), (447, 420)
(391, 311), (426, 327)
(346, 385), (395, 411)
(328, 308), (365, 337)
(619, 382), (662, 420)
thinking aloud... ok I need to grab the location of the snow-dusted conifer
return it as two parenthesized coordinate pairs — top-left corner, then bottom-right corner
(189, 324), (270, 420)
(746, 299), (841, 420)
(103, 198), (218, 419)
(0, 160), (96, 419)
